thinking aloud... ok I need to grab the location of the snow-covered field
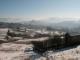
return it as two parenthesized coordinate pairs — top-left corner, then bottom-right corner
(0, 43), (80, 60)
(14, 37), (49, 44)
(0, 43), (47, 60)
(0, 28), (8, 39)
(43, 45), (80, 60)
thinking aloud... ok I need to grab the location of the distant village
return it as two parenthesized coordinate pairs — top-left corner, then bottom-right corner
(6, 26), (66, 41)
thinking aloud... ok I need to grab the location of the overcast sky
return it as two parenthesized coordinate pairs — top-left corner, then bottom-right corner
(0, 0), (80, 21)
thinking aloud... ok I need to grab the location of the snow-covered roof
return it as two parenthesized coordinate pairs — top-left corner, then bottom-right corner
(69, 32), (80, 36)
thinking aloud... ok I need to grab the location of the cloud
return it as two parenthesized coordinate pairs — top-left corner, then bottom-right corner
(41, 17), (80, 23)
(0, 17), (80, 23)
(0, 18), (31, 23)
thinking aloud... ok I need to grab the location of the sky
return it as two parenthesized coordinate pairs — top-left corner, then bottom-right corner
(0, 0), (80, 21)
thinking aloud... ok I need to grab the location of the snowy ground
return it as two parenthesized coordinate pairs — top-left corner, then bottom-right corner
(43, 45), (80, 60)
(0, 43), (80, 60)
(14, 37), (49, 44)
(0, 28), (8, 39)
(0, 43), (46, 60)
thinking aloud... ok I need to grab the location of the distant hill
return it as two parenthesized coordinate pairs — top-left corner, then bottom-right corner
(25, 20), (80, 30)
(1, 18), (80, 30)
(50, 21), (76, 29)
(27, 20), (49, 26)
(28, 20), (39, 25)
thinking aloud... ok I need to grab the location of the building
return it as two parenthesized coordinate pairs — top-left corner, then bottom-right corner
(65, 32), (80, 46)
(32, 35), (65, 52)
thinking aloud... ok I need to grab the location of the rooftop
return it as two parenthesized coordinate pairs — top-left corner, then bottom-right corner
(68, 32), (80, 36)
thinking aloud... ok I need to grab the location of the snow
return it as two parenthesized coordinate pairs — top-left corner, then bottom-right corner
(14, 37), (49, 44)
(0, 43), (27, 60)
(0, 43), (46, 60)
(0, 43), (80, 60)
(43, 45), (80, 60)
(0, 28), (8, 39)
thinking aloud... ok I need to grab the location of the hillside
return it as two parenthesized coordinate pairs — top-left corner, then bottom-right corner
(0, 43), (80, 60)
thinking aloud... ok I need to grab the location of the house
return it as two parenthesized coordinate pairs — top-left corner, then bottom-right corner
(65, 32), (80, 46)
(32, 39), (53, 52)
(32, 35), (65, 52)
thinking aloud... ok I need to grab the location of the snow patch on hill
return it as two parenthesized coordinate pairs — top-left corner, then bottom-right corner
(0, 43), (80, 60)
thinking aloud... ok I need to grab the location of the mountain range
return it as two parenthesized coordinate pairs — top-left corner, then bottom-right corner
(0, 18), (80, 29)
(28, 20), (80, 29)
